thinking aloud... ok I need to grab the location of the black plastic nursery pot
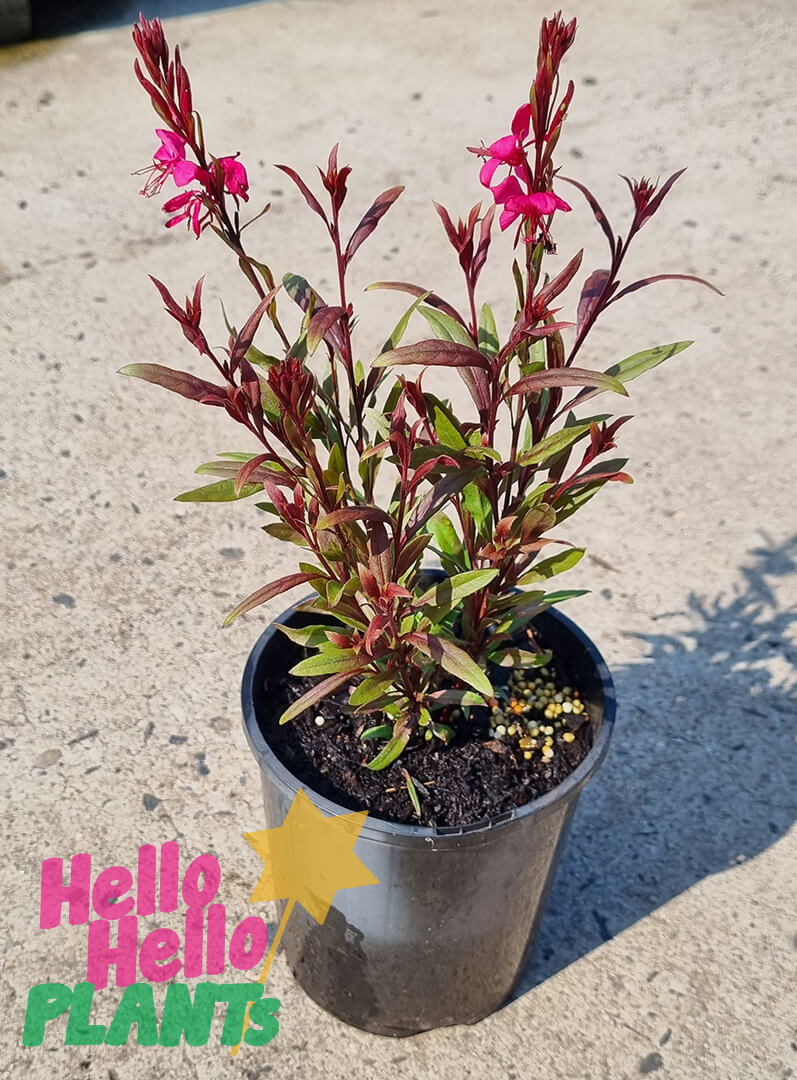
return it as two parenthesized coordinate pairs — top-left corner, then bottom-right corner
(241, 595), (615, 1037)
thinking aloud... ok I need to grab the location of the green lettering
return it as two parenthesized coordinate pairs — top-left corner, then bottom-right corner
(245, 996), (281, 1045)
(105, 983), (158, 1046)
(22, 982), (73, 1046)
(65, 983), (105, 1045)
(213, 984), (263, 1046)
(159, 982), (217, 1046)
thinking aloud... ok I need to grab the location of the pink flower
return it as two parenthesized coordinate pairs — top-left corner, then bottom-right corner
(470, 103), (533, 190)
(219, 155), (249, 202)
(491, 176), (571, 231)
(140, 129), (204, 196)
(162, 189), (211, 237)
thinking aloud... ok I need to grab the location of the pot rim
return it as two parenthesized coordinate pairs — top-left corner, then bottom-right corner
(241, 594), (616, 843)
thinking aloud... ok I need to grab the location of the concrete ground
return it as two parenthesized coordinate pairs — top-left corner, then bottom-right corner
(1, 0), (796, 1076)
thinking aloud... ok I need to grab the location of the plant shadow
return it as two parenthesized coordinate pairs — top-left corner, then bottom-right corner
(31, 0), (275, 39)
(513, 531), (797, 996)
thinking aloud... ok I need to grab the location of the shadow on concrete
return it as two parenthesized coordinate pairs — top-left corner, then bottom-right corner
(514, 531), (797, 995)
(31, 0), (274, 39)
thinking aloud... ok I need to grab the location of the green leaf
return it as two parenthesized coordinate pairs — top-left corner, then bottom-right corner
(246, 345), (282, 370)
(364, 730), (410, 771)
(462, 482), (492, 538)
(417, 569), (498, 620)
(407, 632), (493, 697)
(418, 305), (476, 348)
(403, 769), (422, 816)
(263, 522), (309, 546)
(606, 340), (693, 384)
(517, 424), (593, 468)
(274, 623), (333, 648)
(379, 292), (430, 354)
(361, 724), (393, 740)
(350, 670), (399, 707)
(478, 303), (499, 357)
(175, 479), (263, 502)
(430, 402), (467, 450)
(290, 650), (362, 677)
(517, 547), (586, 585)
(488, 647), (552, 668)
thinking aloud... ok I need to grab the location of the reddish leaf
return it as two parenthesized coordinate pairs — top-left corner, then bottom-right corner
(366, 520), (393, 586)
(223, 572), (317, 627)
(374, 339), (490, 371)
(507, 367), (628, 397)
(346, 186), (404, 263)
(457, 365), (491, 414)
(307, 305), (345, 354)
(234, 453), (269, 497)
(280, 666), (368, 725)
(607, 273), (723, 306)
(535, 249), (584, 309)
(275, 164), (327, 222)
(364, 613), (391, 655)
(367, 281), (467, 327)
(229, 286), (281, 371)
(317, 506), (395, 530)
(406, 469), (476, 535)
(119, 363), (224, 403)
(576, 270), (614, 337)
(559, 176), (616, 256)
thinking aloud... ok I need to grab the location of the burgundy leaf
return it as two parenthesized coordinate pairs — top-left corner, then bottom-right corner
(346, 187), (404, 263)
(229, 286), (281, 370)
(364, 613), (391, 655)
(280, 666), (368, 725)
(234, 453), (269, 497)
(457, 365), (491, 414)
(607, 273), (723, 306)
(366, 521), (393, 587)
(535, 249), (584, 309)
(374, 339), (491, 371)
(559, 176), (616, 256)
(643, 167), (687, 223)
(406, 469), (477, 535)
(507, 367), (628, 397)
(119, 363), (224, 402)
(367, 281), (467, 327)
(318, 506), (395, 529)
(274, 164), (328, 223)
(223, 572), (317, 627)
(576, 269), (615, 337)
(307, 305), (346, 354)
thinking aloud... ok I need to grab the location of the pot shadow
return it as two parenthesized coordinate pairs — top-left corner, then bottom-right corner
(513, 531), (797, 997)
(30, 0), (274, 39)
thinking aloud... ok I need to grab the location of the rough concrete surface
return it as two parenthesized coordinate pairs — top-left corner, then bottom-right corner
(1, 0), (795, 1077)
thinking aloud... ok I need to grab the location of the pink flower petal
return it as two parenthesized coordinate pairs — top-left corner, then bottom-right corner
(511, 103), (532, 139)
(479, 157), (501, 188)
(499, 206), (520, 231)
(528, 190), (572, 214)
(491, 175), (524, 205)
(488, 134), (521, 163)
(154, 129), (186, 164)
(172, 160), (203, 186)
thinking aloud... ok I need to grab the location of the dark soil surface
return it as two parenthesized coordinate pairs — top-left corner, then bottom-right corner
(263, 649), (595, 829)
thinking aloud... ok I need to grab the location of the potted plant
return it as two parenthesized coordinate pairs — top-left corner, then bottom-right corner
(125, 12), (719, 1036)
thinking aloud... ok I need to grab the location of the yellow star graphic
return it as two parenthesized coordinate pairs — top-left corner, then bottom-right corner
(232, 789), (379, 1059)
(243, 787), (379, 924)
